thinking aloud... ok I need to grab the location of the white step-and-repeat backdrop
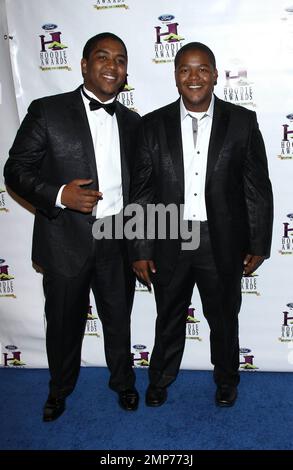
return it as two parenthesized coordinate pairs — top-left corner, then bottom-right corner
(1, 0), (293, 373)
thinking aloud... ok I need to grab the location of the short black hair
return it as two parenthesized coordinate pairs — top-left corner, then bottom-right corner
(82, 32), (127, 60)
(175, 42), (216, 69)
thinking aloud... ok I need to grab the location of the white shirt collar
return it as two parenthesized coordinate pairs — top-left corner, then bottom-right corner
(83, 85), (116, 104)
(180, 94), (215, 122)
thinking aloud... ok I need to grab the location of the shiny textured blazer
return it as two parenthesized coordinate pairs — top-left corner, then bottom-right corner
(4, 87), (141, 276)
(130, 96), (273, 283)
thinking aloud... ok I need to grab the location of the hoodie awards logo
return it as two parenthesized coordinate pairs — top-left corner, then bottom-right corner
(279, 303), (293, 342)
(241, 273), (260, 296)
(240, 347), (258, 371)
(0, 187), (8, 213)
(117, 80), (137, 112)
(131, 344), (150, 368)
(2, 345), (25, 367)
(278, 114), (293, 159)
(0, 259), (15, 298)
(94, 0), (129, 10)
(153, 14), (185, 64)
(85, 305), (101, 337)
(39, 24), (71, 71)
(186, 306), (202, 341)
(279, 214), (293, 254)
(223, 62), (255, 108)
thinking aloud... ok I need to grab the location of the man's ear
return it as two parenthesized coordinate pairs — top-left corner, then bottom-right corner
(81, 58), (87, 76)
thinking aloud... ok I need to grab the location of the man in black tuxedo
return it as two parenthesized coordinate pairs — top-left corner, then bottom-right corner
(4, 32), (141, 420)
(130, 42), (273, 407)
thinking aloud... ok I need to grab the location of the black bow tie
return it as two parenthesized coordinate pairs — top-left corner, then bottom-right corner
(81, 87), (116, 116)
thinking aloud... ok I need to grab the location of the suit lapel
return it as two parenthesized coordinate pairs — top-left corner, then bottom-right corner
(69, 87), (99, 189)
(164, 100), (184, 196)
(115, 103), (129, 205)
(206, 96), (230, 186)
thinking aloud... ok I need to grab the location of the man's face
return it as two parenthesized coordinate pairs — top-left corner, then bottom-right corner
(81, 37), (127, 102)
(175, 49), (218, 112)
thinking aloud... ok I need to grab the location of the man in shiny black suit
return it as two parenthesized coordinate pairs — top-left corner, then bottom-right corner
(4, 33), (141, 420)
(130, 42), (273, 408)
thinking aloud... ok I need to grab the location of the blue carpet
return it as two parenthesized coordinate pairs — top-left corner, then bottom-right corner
(0, 367), (292, 450)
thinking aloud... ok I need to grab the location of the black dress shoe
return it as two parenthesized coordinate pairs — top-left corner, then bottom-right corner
(145, 385), (167, 407)
(118, 388), (139, 411)
(43, 395), (66, 422)
(215, 385), (238, 407)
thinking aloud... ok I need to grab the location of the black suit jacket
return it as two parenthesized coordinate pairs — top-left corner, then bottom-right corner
(130, 96), (273, 284)
(4, 87), (141, 276)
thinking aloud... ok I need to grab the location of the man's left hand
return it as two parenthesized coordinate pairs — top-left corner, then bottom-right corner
(243, 254), (265, 276)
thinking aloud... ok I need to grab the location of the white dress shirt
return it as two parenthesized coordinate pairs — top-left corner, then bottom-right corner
(180, 94), (215, 221)
(56, 86), (123, 219)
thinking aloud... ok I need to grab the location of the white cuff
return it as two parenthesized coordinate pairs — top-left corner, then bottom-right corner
(55, 184), (66, 209)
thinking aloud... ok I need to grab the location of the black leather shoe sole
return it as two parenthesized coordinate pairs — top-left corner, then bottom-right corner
(43, 396), (66, 422)
(145, 386), (167, 407)
(118, 389), (139, 411)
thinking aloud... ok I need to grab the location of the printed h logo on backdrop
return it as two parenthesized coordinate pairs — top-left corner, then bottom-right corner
(40, 30), (63, 52)
(2, 345), (25, 367)
(155, 21), (179, 44)
(3, 350), (22, 367)
(279, 214), (293, 254)
(278, 114), (293, 159)
(283, 309), (293, 329)
(279, 303), (293, 342)
(283, 124), (293, 141)
(283, 221), (293, 238)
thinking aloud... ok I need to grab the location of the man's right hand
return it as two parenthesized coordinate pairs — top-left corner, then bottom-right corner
(132, 260), (156, 291)
(61, 179), (102, 213)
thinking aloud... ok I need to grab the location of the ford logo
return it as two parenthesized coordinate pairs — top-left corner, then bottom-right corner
(287, 303), (293, 309)
(0, 259), (5, 264)
(286, 113), (293, 120)
(158, 14), (175, 22)
(286, 213), (293, 220)
(5, 345), (17, 350)
(42, 23), (58, 31)
(240, 348), (251, 354)
(133, 344), (146, 350)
